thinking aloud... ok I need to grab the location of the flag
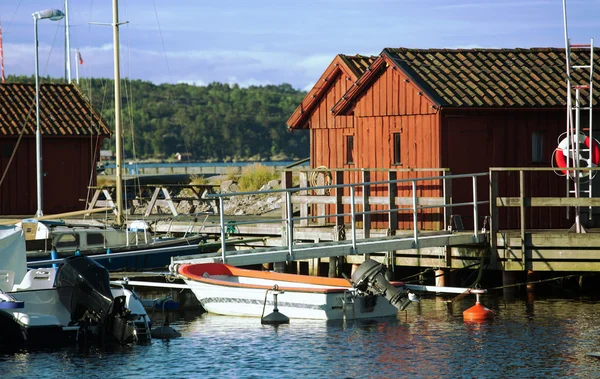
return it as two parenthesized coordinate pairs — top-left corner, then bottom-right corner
(78, 50), (84, 65)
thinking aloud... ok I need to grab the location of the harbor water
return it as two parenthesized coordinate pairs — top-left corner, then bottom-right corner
(3, 294), (600, 378)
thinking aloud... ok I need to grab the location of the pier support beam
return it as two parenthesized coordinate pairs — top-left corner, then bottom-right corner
(435, 269), (445, 287)
(502, 271), (519, 301)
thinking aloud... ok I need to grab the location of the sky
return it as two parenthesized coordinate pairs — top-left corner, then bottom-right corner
(0, 0), (598, 91)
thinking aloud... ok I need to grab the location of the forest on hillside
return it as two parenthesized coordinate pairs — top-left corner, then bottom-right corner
(10, 75), (309, 162)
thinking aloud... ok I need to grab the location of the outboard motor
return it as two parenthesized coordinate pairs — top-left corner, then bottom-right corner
(56, 256), (139, 344)
(351, 259), (415, 311)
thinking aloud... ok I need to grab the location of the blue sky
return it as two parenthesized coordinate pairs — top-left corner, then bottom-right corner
(0, 0), (598, 91)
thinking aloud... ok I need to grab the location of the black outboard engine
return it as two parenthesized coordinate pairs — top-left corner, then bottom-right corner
(56, 256), (138, 344)
(351, 259), (414, 311)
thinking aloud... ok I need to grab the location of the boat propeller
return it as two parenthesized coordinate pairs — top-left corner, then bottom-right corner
(351, 259), (419, 311)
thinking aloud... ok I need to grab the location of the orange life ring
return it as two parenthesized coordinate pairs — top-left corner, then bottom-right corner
(554, 134), (600, 175)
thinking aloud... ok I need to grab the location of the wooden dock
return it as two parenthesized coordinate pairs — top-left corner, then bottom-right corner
(75, 167), (600, 288)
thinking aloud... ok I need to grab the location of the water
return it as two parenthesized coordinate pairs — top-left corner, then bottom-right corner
(3, 295), (600, 379)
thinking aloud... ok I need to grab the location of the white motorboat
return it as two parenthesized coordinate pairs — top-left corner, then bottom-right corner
(0, 225), (151, 351)
(175, 262), (415, 321)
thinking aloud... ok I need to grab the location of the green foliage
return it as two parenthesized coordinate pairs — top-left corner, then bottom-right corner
(238, 163), (279, 191)
(6, 75), (309, 162)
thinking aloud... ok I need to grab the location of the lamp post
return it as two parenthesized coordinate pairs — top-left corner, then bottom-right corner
(33, 9), (64, 217)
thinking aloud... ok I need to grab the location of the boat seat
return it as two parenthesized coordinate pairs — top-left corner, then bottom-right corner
(0, 270), (15, 293)
(12, 269), (56, 291)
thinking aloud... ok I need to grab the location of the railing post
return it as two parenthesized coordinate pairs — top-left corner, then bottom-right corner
(472, 175), (478, 239)
(520, 170), (526, 268)
(387, 170), (398, 231)
(412, 181), (418, 247)
(350, 186), (357, 253)
(489, 169), (498, 267)
(443, 171), (452, 230)
(219, 197), (227, 263)
(286, 191), (294, 261)
(299, 171), (309, 227)
(362, 169), (371, 239)
(362, 169), (371, 262)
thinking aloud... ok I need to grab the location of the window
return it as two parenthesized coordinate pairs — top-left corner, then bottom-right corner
(87, 233), (106, 247)
(345, 135), (354, 164)
(532, 132), (544, 163)
(393, 132), (401, 165)
(54, 234), (79, 249)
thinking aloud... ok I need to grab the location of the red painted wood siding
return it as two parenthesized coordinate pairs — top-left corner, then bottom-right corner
(307, 64), (446, 230)
(0, 137), (101, 215)
(442, 108), (576, 229)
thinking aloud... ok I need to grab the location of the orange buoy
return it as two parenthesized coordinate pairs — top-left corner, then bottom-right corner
(463, 290), (494, 322)
(463, 302), (494, 322)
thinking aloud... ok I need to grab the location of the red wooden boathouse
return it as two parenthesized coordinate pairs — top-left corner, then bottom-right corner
(287, 48), (600, 230)
(0, 83), (110, 216)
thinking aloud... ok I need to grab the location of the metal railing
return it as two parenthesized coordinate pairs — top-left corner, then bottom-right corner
(207, 172), (489, 263)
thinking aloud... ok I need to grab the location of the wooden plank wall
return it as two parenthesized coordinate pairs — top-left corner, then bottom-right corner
(0, 137), (99, 215)
(443, 108), (584, 229)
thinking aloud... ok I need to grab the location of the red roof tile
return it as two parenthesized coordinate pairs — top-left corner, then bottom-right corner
(383, 47), (599, 108)
(0, 83), (110, 136)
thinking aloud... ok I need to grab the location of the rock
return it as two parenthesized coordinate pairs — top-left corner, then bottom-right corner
(220, 180), (238, 193)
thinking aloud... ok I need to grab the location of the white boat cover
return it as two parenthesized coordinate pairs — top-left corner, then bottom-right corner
(0, 225), (27, 287)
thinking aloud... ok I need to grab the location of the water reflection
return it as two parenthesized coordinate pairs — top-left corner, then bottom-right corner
(3, 296), (600, 378)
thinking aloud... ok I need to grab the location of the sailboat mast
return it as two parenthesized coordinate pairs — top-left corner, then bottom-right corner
(113, 0), (124, 225)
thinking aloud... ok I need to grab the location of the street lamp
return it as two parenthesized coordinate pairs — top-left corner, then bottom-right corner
(33, 9), (65, 217)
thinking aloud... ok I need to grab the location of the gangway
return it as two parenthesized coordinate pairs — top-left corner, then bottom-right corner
(171, 171), (489, 268)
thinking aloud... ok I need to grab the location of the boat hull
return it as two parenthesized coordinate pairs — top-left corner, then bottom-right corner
(27, 234), (217, 271)
(179, 263), (401, 320)
(0, 289), (78, 351)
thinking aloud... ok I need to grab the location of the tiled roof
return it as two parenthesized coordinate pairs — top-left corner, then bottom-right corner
(339, 54), (378, 78)
(0, 83), (110, 136)
(287, 54), (377, 129)
(383, 47), (599, 107)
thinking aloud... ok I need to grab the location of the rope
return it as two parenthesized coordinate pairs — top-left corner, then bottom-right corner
(487, 273), (597, 291)
(0, 102), (34, 188)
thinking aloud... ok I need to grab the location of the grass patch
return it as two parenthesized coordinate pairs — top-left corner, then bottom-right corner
(238, 163), (279, 191)
(189, 174), (208, 185)
(225, 166), (240, 181)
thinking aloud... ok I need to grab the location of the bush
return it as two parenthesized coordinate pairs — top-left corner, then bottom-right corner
(225, 166), (240, 181)
(238, 163), (278, 191)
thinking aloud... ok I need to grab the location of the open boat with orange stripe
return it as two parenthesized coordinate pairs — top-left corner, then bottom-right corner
(177, 260), (415, 320)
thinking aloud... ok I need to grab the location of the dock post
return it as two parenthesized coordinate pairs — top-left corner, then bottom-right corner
(435, 268), (445, 287)
(502, 271), (518, 301)
(526, 270), (536, 294)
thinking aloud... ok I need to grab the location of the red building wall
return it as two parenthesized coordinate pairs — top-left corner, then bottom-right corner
(0, 136), (102, 216)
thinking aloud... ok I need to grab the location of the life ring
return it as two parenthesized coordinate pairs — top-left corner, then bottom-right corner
(309, 166), (332, 195)
(554, 134), (600, 176)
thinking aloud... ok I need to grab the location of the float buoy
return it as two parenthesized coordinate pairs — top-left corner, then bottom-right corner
(463, 290), (494, 322)
(554, 134), (600, 175)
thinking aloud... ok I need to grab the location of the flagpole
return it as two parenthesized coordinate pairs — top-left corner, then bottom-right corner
(0, 21), (5, 83)
(75, 49), (80, 84)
